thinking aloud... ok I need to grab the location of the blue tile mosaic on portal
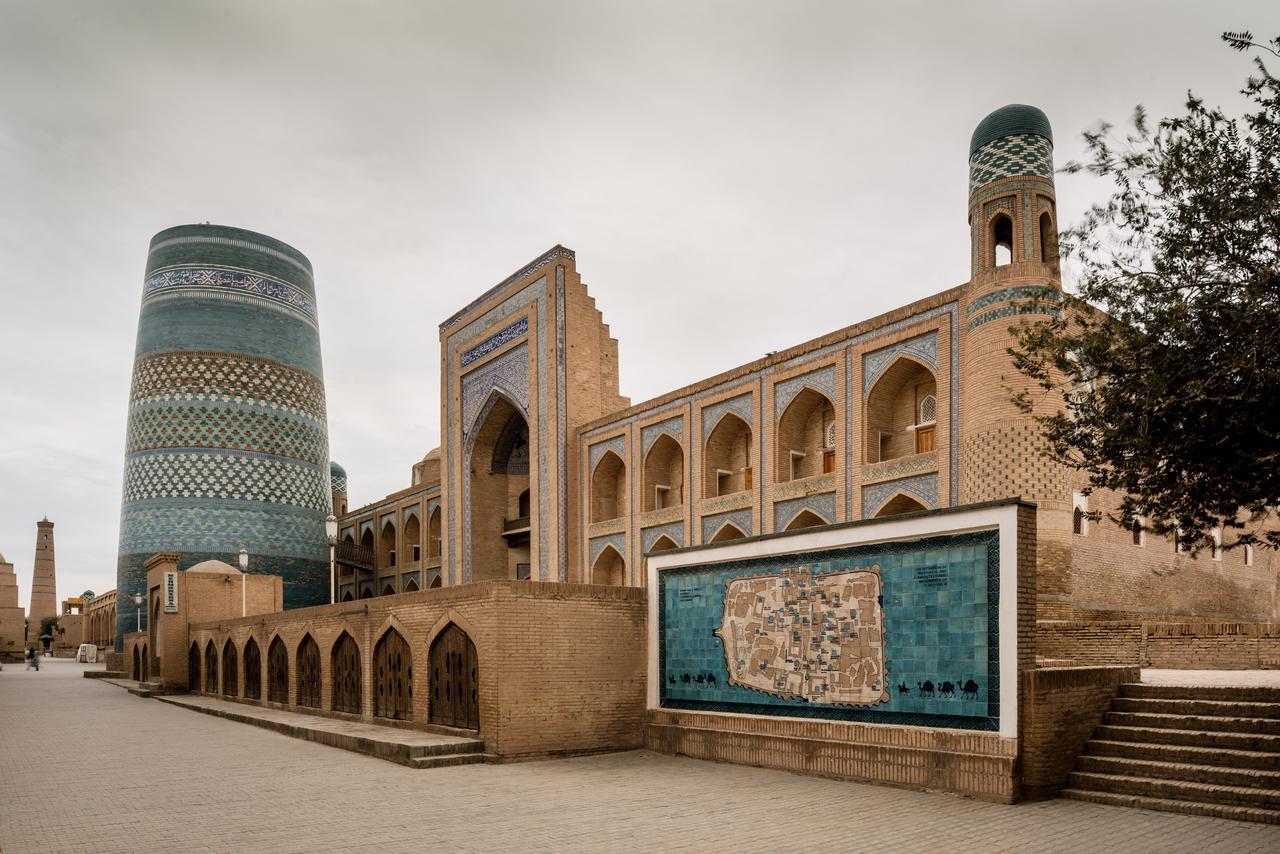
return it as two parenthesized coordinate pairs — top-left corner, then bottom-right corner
(658, 530), (999, 731)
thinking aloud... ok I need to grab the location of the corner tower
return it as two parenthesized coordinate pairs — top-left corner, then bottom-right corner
(115, 225), (332, 649)
(959, 105), (1073, 619)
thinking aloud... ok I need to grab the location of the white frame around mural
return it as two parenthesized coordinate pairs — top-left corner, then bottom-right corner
(646, 500), (1023, 739)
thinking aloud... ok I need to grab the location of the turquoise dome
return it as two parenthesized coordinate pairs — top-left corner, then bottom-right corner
(969, 105), (1053, 156)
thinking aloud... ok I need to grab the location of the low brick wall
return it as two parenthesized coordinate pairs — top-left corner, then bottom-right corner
(1145, 622), (1280, 669)
(1037, 621), (1279, 669)
(646, 709), (1019, 802)
(186, 581), (647, 761)
(1020, 665), (1139, 799)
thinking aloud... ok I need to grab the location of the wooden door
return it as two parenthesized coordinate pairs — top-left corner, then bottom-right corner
(268, 639), (289, 704)
(297, 637), (321, 708)
(429, 624), (478, 730)
(188, 644), (200, 692)
(374, 629), (412, 720)
(915, 425), (936, 454)
(331, 632), (362, 715)
(822, 450), (836, 474)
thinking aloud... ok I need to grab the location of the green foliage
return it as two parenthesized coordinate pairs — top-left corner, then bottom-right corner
(1011, 31), (1280, 552)
(39, 615), (59, 637)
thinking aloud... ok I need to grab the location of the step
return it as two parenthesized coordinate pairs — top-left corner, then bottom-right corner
(1068, 771), (1280, 810)
(1104, 710), (1280, 737)
(405, 752), (488, 769)
(1086, 739), (1280, 771)
(1095, 724), (1280, 754)
(1061, 787), (1280, 825)
(1112, 697), (1280, 719)
(1076, 755), (1280, 790)
(406, 739), (484, 759)
(83, 670), (127, 680)
(1121, 683), (1280, 704)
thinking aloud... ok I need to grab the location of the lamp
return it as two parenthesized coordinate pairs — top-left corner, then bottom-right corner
(325, 514), (338, 605)
(132, 593), (144, 632)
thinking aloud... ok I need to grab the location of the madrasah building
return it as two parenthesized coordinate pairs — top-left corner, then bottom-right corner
(105, 104), (1278, 808)
(332, 103), (1274, 624)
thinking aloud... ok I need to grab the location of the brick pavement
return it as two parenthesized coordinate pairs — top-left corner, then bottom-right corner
(1, 659), (1277, 853)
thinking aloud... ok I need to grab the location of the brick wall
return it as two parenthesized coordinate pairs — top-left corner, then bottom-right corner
(1020, 665), (1140, 799)
(186, 581), (647, 760)
(646, 708), (1019, 802)
(1037, 620), (1280, 669)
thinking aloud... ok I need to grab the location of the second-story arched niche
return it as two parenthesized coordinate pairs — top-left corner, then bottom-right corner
(703, 413), (752, 498)
(775, 388), (836, 482)
(590, 451), (627, 523)
(643, 434), (684, 512)
(865, 357), (938, 463)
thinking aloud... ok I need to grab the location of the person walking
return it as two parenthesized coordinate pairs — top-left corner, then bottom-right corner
(25, 647), (37, 670)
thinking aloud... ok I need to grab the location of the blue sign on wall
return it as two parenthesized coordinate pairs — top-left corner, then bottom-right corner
(658, 530), (999, 731)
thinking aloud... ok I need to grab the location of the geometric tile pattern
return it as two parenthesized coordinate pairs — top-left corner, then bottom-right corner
(965, 285), (1061, 317)
(143, 267), (317, 326)
(126, 403), (328, 466)
(773, 492), (836, 531)
(589, 532), (626, 567)
(966, 303), (1064, 331)
(119, 502), (330, 559)
(130, 351), (327, 420)
(461, 342), (530, 438)
(641, 415), (684, 459)
(588, 435), (627, 473)
(658, 530), (999, 730)
(642, 522), (684, 553)
(460, 316), (528, 367)
(702, 508), (753, 542)
(774, 365), (837, 418)
(123, 451), (329, 511)
(863, 450), (939, 484)
(863, 333), (938, 393)
(968, 133), (1053, 193)
(863, 473), (939, 516)
(701, 394), (754, 444)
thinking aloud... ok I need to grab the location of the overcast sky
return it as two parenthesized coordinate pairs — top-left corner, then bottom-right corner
(0, 1), (1267, 612)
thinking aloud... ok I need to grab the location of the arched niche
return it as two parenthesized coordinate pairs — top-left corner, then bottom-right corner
(591, 545), (625, 586)
(784, 509), (826, 531)
(874, 493), (928, 518)
(590, 451), (627, 523)
(709, 523), (746, 544)
(469, 394), (531, 581)
(865, 357), (937, 463)
(776, 388), (836, 482)
(703, 414), (753, 498)
(643, 434), (684, 512)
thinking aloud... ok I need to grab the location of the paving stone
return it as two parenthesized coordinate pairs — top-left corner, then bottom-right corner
(3, 659), (1280, 853)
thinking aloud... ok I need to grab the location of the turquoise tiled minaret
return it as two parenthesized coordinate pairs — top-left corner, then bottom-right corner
(115, 225), (331, 648)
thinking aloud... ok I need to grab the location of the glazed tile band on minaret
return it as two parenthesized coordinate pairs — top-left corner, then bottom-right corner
(115, 225), (331, 649)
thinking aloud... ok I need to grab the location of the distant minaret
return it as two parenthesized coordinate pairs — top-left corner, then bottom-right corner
(26, 518), (57, 647)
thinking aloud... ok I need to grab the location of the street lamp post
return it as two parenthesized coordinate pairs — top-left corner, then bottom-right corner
(132, 593), (143, 632)
(238, 548), (249, 617)
(325, 515), (338, 605)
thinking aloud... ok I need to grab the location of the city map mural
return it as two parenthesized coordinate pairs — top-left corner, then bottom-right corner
(658, 530), (1000, 730)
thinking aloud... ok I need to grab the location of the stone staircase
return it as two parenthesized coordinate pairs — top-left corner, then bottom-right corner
(1062, 682), (1280, 824)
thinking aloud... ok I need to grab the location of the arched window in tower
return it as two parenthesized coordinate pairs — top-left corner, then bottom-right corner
(590, 451), (627, 523)
(1073, 507), (1084, 535)
(775, 388), (836, 483)
(703, 413), (753, 498)
(643, 434), (684, 512)
(1039, 211), (1057, 265)
(991, 213), (1014, 267)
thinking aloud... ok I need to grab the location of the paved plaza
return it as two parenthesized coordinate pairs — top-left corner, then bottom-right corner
(1, 659), (1276, 853)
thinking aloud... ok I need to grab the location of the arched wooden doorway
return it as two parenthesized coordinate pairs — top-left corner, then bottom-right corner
(131, 646), (140, 680)
(429, 624), (478, 730)
(268, 637), (289, 704)
(296, 635), (321, 708)
(243, 637), (262, 700)
(374, 628), (412, 721)
(204, 642), (218, 693)
(331, 632), (362, 715)
(188, 642), (200, 692)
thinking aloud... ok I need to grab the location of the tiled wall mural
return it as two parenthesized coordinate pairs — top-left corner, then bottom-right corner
(658, 530), (999, 730)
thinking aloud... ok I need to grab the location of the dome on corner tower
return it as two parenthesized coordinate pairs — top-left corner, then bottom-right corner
(329, 461), (348, 492)
(969, 104), (1053, 156)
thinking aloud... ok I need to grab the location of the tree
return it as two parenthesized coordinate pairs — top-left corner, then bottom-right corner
(39, 615), (59, 637)
(1011, 31), (1280, 551)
